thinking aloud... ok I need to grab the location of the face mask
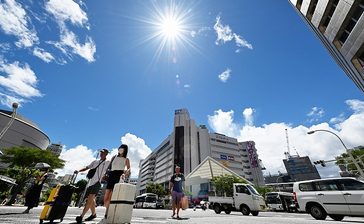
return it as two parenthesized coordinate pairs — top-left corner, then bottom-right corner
(118, 148), (124, 155)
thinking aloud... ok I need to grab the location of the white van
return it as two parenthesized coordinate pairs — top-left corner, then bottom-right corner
(293, 177), (364, 221)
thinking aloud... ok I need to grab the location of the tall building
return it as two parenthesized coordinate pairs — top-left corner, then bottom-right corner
(136, 109), (265, 196)
(47, 143), (63, 157)
(283, 155), (321, 181)
(239, 141), (266, 186)
(289, 0), (364, 92)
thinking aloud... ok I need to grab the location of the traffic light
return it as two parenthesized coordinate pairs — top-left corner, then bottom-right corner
(313, 160), (326, 167)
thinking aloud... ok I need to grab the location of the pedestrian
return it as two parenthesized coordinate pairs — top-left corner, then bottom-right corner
(169, 164), (185, 220)
(23, 168), (49, 214)
(75, 149), (110, 223)
(103, 144), (131, 219)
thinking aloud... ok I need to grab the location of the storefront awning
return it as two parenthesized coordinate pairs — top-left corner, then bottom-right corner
(185, 156), (253, 185)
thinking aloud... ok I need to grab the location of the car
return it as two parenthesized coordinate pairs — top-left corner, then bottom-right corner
(293, 177), (364, 221)
(156, 199), (165, 209)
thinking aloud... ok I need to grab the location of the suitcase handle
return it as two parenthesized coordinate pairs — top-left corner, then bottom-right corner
(69, 173), (78, 185)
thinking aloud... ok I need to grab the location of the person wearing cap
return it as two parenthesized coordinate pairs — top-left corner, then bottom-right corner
(169, 164), (185, 220)
(75, 149), (110, 223)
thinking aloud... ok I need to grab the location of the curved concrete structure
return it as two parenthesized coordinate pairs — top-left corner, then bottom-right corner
(0, 110), (50, 150)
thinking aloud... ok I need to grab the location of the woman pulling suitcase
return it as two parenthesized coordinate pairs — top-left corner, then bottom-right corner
(23, 167), (49, 214)
(103, 144), (131, 219)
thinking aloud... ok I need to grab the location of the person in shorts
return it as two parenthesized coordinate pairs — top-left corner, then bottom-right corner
(75, 149), (110, 223)
(169, 165), (185, 220)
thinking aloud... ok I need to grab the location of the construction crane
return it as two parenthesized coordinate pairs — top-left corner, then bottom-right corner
(284, 129), (291, 160)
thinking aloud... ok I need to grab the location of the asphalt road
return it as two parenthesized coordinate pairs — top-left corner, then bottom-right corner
(1, 206), (364, 224)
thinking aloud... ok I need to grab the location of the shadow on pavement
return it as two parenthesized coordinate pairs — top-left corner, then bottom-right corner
(0, 212), (24, 216)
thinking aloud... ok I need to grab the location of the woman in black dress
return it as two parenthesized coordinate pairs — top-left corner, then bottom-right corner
(23, 168), (49, 213)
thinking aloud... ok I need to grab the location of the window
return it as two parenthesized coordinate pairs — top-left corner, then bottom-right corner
(315, 180), (339, 191)
(296, 0), (303, 10)
(299, 182), (315, 191)
(319, 0), (339, 33)
(351, 43), (364, 74)
(246, 185), (260, 195)
(338, 179), (364, 190)
(307, 0), (319, 21)
(236, 185), (249, 194)
(336, 0), (364, 46)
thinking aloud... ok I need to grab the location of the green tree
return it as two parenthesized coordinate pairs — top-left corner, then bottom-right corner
(0, 147), (65, 205)
(146, 182), (166, 198)
(255, 186), (274, 198)
(211, 174), (247, 197)
(336, 147), (364, 174)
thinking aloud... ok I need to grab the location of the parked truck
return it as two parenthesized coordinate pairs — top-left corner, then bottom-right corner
(209, 183), (265, 216)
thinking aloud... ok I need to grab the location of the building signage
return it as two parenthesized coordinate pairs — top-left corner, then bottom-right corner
(247, 141), (258, 168)
(228, 155), (235, 161)
(220, 154), (227, 160)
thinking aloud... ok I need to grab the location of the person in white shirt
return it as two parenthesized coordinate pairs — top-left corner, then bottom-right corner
(103, 144), (131, 218)
(74, 149), (110, 223)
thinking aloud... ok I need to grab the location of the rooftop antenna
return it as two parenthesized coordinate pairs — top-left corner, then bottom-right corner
(293, 146), (300, 157)
(285, 129), (291, 159)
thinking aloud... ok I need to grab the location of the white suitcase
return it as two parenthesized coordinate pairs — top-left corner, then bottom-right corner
(107, 183), (136, 224)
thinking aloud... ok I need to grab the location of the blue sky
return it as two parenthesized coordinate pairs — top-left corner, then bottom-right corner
(1, 0), (363, 178)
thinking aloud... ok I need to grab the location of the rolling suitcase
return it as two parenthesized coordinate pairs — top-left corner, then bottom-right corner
(107, 183), (136, 224)
(39, 173), (77, 224)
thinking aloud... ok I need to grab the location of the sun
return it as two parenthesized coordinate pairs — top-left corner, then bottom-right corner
(138, 1), (198, 63)
(159, 16), (182, 40)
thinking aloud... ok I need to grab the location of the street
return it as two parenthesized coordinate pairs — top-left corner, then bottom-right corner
(1, 206), (364, 224)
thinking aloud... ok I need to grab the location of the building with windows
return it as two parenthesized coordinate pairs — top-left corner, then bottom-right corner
(283, 155), (321, 181)
(136, 109), (265, 196)
(0, 109), (50, 151)
(47, 143), (63, 157)
(289, 0), (364, 92)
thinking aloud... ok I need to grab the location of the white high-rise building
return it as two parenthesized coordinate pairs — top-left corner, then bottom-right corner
(289, 0), (364, 92)
(136, 109), (265, 196)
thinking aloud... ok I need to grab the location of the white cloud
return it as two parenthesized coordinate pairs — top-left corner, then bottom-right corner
(208, 109), (240, 137)
(117, 133), (152, 178)
(346, 99), (364, 113)
(0, 92), (24, 108)
(33, 47), (55, 63)
(330, 113), (345, 124)
(307, 106), (325, 123)
(0, 60), (42, 99)
(184, 84), (190, 88)
(218, 68), (231, 82)
(59, 30), (96, 62)
(48, 29), (96, 63)
(87, 106), (99, 112)
(243, 108), (254, 126)
(45, 0), (96, 62)
(55, 145), (96, 177)
(55, 133), (152, 179)
(45, 0), (88, 27)
(0, 0), (39, 48)
(233, 33), (253, 50)
(213, 15), (252, 51)
(207, 100), (364, 178)
(190, 26), (211, 38)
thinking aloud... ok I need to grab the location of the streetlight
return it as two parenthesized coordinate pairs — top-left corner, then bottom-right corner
(307, 129), (364, 178)
(0, 103), (19, 151)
